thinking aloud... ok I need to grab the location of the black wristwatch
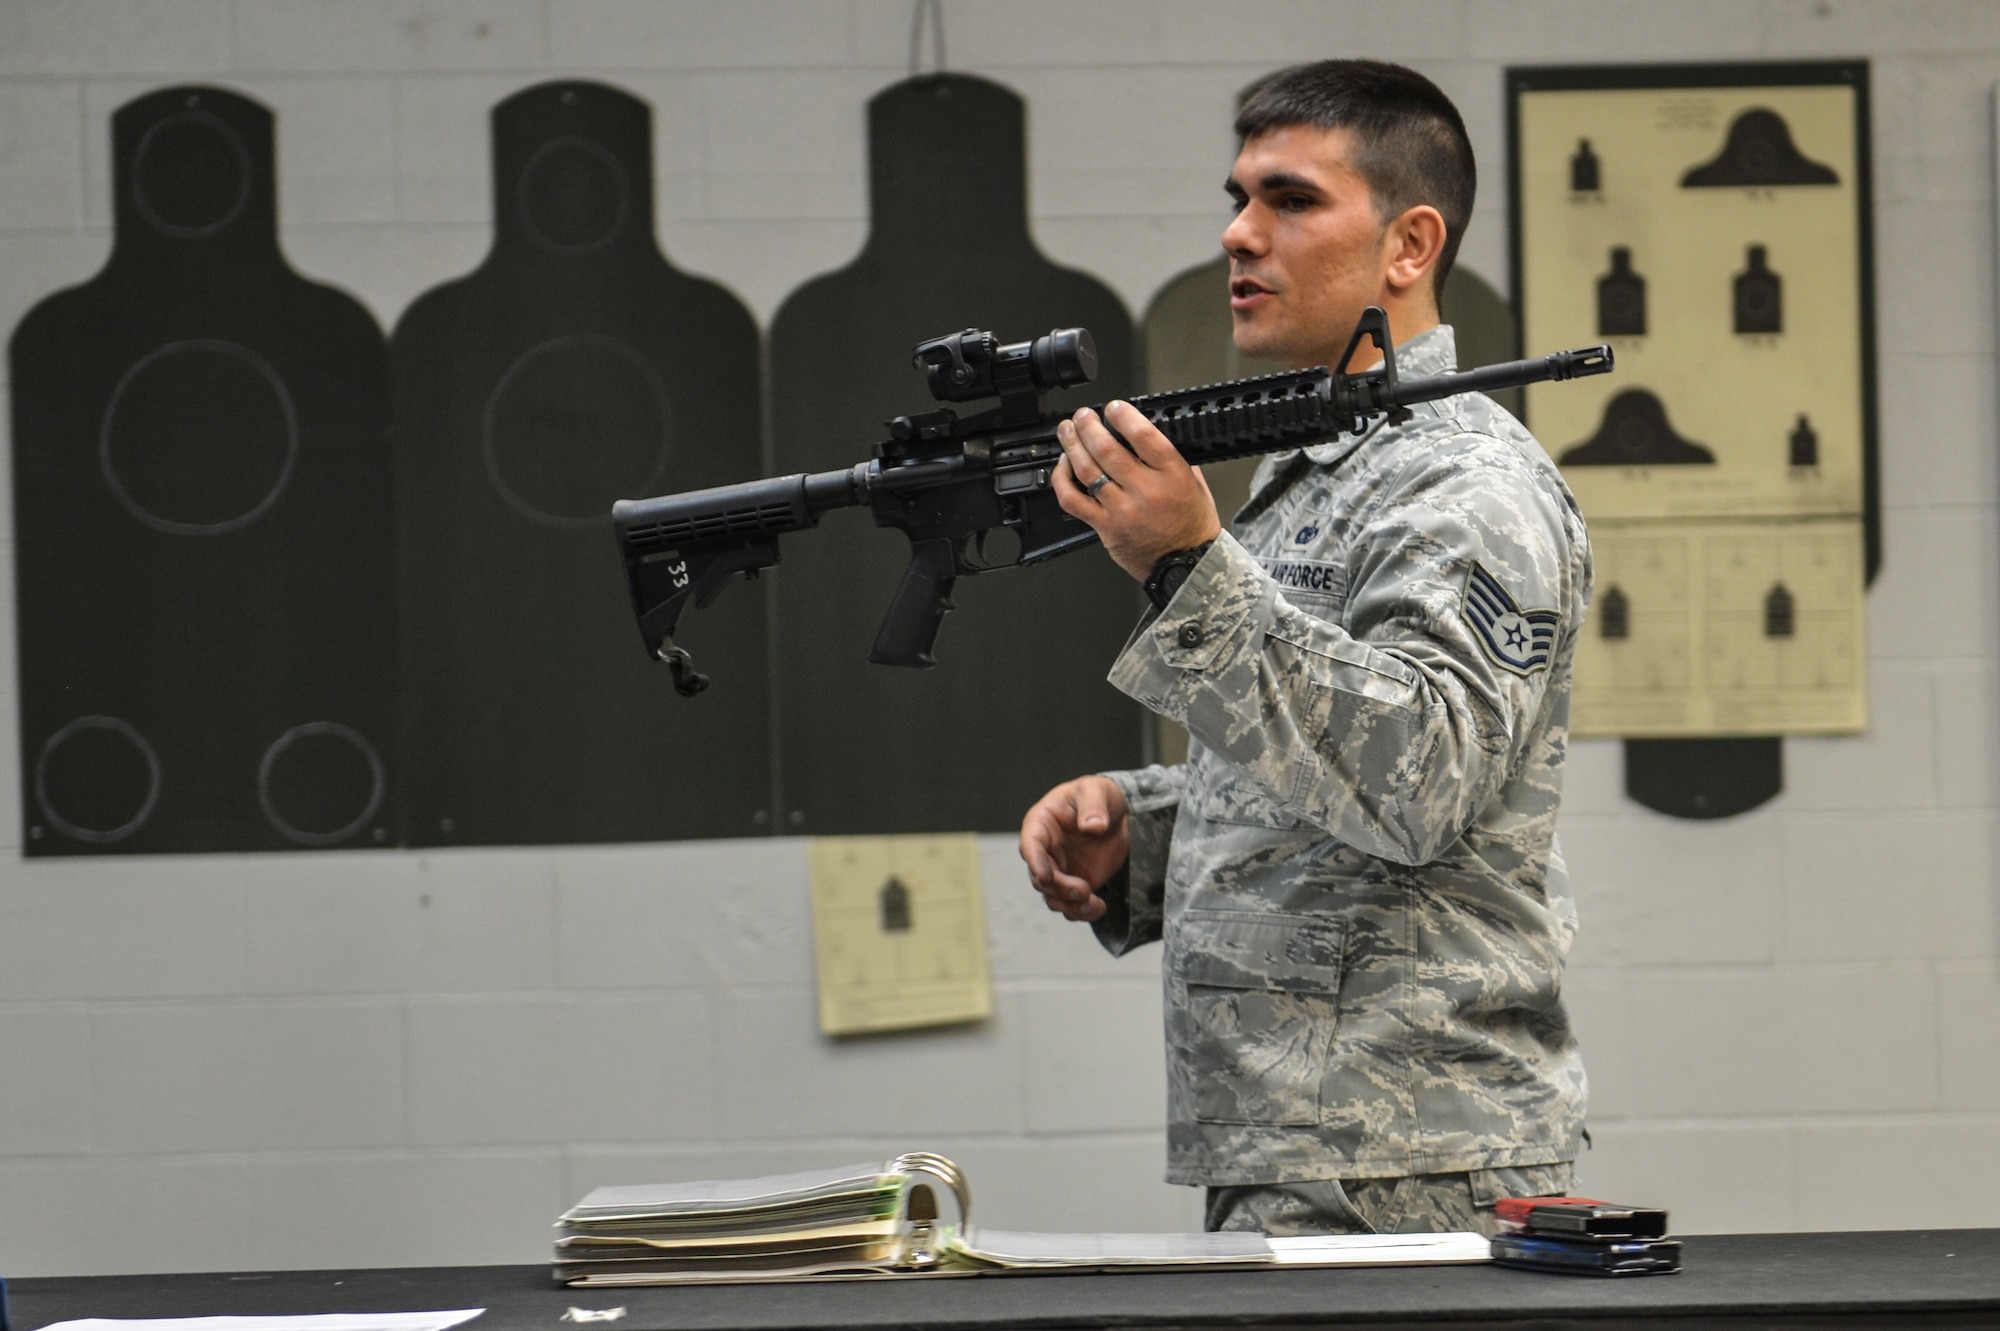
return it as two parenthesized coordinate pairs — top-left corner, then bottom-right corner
(1145, 540), (1214, 611)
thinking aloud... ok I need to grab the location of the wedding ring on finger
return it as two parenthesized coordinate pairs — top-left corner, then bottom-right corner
(1085, 474), (1112, 499)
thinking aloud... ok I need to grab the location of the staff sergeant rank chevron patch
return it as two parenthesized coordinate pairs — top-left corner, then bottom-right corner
(1463, 562), (1558, 675)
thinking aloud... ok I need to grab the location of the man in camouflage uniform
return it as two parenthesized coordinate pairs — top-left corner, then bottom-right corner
(1019, 60), (1589, 1237)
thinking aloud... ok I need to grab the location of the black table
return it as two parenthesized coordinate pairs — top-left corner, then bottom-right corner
(12, 1230), (2000, 1330)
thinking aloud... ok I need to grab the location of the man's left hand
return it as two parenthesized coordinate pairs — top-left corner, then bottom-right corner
(1054, 401), (1222, 581)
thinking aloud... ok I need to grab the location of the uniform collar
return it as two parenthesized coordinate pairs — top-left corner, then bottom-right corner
(1385, 322), (1458, 379)
(1232, 324), (1461, 523)
(1299, 323), (1458, 465)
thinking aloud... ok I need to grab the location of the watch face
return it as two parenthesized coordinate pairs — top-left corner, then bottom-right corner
(1147, 541), (1213, 609)
(1148, 553), (1193, 608)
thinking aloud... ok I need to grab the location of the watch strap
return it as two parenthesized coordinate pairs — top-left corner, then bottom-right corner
(1145, 539), (1215, 611)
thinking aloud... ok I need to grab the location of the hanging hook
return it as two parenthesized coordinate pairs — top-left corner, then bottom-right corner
(908, 0), (946, 77)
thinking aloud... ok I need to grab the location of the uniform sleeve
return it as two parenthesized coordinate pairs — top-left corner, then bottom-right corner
(1086, 763), (1184, 956)
(1105, 445), (1577, 867)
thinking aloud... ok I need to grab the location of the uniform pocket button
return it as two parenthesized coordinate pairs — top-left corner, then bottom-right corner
(1177, 622), (1205, 649)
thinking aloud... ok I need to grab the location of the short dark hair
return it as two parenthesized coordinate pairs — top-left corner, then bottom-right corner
(1235, 60), (1475, 293)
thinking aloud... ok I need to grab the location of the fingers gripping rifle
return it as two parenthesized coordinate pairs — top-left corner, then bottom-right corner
(612, 307), (1613, 696)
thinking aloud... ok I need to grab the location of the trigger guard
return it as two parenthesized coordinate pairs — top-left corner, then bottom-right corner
(965, 526), (1020, 573)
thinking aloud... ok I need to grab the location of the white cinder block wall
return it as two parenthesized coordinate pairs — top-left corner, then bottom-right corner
(0, 0), (1996, 1277)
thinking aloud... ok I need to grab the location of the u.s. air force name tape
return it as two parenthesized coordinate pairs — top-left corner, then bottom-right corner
(1260, 557), (1348, 600)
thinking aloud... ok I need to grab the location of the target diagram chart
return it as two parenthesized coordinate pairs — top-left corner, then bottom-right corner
(1511, 63), (1875, 738)
(808, 833), (992, 1037)
(1573, 518), (1866, 735)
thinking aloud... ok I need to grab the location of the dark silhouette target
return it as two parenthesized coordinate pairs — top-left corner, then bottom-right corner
(392, 80), (768, 846)
(1790, 414), (1819, 467)
(1569, 138), (1600, 193)
(1596, 247), (1646, 338)
(1598, 586), (1631, 640)
(1734, 244), (1783, 334)
(10, 85), (397, 854)
(1681, 108), (1839, 188)
(769, 73), (1143, 835)
(1562, 388), (1716, 467)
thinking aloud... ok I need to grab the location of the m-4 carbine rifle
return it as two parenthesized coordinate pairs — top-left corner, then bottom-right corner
(614, 307), (1612, 696)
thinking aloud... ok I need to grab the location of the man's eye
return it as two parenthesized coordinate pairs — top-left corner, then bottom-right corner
(1279, 195), (1313, 212)
(1226, 195), (1247, 214)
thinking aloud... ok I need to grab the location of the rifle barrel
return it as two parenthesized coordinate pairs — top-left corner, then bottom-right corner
(1390, 345), (1614, 411)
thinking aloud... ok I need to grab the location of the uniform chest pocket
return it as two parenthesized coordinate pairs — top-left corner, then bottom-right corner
(1173, 909), (1344, 1126)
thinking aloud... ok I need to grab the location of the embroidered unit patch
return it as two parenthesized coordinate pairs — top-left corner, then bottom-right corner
(1463, 562), (1558, 675)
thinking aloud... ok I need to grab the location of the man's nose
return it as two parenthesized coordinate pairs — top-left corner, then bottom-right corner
(1221, 205), (1264, 256)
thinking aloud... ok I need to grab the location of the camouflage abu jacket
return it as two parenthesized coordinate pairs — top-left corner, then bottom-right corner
(1094, 325), (1590, 1186)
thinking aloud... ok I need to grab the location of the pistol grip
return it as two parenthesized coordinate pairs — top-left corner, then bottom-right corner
(870, 538), (958, 668)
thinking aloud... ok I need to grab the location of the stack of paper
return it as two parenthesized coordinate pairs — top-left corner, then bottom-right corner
(554, 1154), (967, 1286)
(553, 1153), (1493, 1288)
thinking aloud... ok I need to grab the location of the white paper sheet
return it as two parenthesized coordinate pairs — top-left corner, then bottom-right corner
(32, 1310), (484, 1331)
(961, 1229), (1270, 1266)
(1269, 1232), (1493, 1264)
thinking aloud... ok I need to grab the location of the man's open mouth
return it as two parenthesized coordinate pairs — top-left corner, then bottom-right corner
(1230, 277), (1274, 310)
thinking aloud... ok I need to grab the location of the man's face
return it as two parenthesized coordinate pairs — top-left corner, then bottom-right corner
(1222, 124), (1395, 369)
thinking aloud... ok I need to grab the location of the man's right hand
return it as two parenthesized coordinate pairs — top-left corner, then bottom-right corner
(1019, 775), (1130, 923)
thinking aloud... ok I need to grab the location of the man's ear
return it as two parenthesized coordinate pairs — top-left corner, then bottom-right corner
(1383, 204), (1447, 301)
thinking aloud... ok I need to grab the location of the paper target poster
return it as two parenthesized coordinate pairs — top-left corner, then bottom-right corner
(1573, 516), (1866, 736)
(1509, 63), (1875, 738)
(809, 833), (992, 1036)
